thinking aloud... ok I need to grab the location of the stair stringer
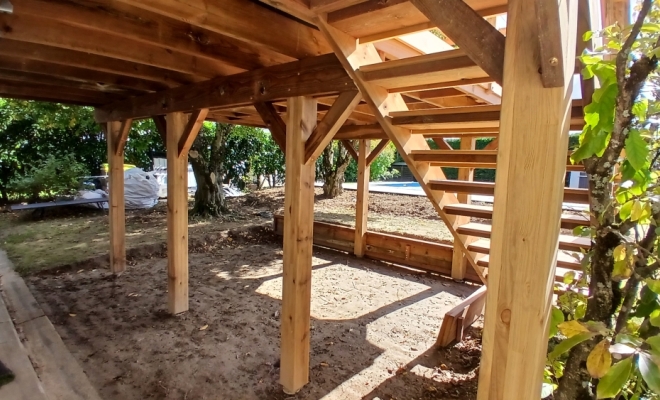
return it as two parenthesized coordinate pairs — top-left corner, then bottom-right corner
(316, 14), (487, 284)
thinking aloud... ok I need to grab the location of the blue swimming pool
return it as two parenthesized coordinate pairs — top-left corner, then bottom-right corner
(372, 182), (422, 188)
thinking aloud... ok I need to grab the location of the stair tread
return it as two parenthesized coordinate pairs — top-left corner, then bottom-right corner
(410, 150), (582, 170)
(476, 253), (581, 280)
(443, 203), (590, 229)
(458, 222), (590, 251)
(359, 49), (488, 91)
(388, 102), (585, 130)
(430, 180), (590, 204)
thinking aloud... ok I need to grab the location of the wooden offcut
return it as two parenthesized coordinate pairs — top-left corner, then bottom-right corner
(166, 112), (189, 315)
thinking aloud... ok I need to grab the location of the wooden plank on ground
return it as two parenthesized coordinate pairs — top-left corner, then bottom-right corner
(166, 112), (189, 314)
(280, 96), (317, 395)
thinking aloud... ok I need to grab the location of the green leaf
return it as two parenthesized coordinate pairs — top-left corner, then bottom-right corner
(647, 336), (660, 355)
(625, 130), (649, 171)
(559, 320), (591, 338)
(632, 99), (649, 120)
(651, 310), (660, 327)
(585, 112), (600, 128)
(563, 271), (576, 285)
(647, 279), (660, 295)
(549, 306), (565, 338)
(582, 31), (594, 41)
(620, 200), (633, 221)
(549, 332), (594, 361)
(638, 354), (660, 394)
(596, 357), (633, 399)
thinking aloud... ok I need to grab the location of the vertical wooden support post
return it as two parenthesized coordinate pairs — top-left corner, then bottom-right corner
(451, 137), (477, 280)
(107, 121), (126, 274)
(280, 96), (317, 394)
(354, 139), (370, 258)
(477, 0), (578, 399)
(166, 112), (189, 315)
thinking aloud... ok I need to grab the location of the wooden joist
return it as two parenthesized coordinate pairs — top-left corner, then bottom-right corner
(359, 49), (487, 91)
(456, 223), (591, 252)
(429, 180), (590, 204)
(443, 203), (590, 230)
(474, 250), (582, 274)
(335, 124), (388, 140)
(95, 54), (356, 122)
(390, 102), (585, 130)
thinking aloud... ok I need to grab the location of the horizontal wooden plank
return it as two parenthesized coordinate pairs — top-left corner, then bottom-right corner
(410, 150), (583, 170)
(457, 222), (590, 251)
(390, 102), (585, 130)
(360, 49), (487, 91)
(95, 54), (356, 122)
(474, 249), (583, 274)
(443, 203), (590, 229)
(335, 124), (388, 140)
(429, 180), (590, 203)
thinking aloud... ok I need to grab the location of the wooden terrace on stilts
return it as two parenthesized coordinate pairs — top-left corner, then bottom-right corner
(0, 0), (626, 397)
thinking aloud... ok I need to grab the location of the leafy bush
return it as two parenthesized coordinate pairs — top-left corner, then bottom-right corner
(345, 141), (400, 182)
(10, 154), (88, 201)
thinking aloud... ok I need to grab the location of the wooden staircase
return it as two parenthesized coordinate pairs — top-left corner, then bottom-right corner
(315, 1), (590, 348)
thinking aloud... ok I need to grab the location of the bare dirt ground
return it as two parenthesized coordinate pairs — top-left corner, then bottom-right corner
(0, 188), (452, 275)
(1, 187), (482, 400)
(25, 228), (481, 400)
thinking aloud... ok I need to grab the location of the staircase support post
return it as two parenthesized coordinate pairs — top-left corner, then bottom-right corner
(354, 139), (370, 257)
(477, 0), (578, 399)
(106, 121), (126, 274)
(280, 96), (317, 394)
(451, 137), (477, 280)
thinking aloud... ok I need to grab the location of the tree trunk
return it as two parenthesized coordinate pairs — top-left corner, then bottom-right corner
(320, 141), (351, 198)
(188, 123), (231, 217)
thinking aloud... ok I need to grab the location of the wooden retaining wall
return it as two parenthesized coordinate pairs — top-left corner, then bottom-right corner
(273, 215), (481, 282)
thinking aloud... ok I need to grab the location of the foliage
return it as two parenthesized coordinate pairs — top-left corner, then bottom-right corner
(9, 154), (89, 201)
(344, 141), (400, 182)
(545, 3), (660, 399)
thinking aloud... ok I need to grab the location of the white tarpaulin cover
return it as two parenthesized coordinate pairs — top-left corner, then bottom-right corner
(78, 168), (160, 209)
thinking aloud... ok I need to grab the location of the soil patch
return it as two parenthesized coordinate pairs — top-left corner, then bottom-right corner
(26, 231), (480, 400)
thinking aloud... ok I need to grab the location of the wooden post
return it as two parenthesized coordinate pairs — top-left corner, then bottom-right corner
(451, 137), (477, 280)
(354, 139), (370, 257)
(280, 96), (317, 394)
(166, 112), (189, 315)
(477, 0), (578, 399)
(106, 121), (126, 274)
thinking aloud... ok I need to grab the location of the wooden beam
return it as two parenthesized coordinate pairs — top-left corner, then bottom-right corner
(153, 116), (167, 146)
(166, 112), (190, 315)
(258, 0), (316, 25)
(305, 90), (361, 164)
(0, 13), (233, 78)
(477, 0), (578, 397)
(0, 39), (192, 88)
(433, 138), (452, 150)
(354, 139), (370, 258)
(366, 139), (390, 166)
(106, 121), (126, 274)
(254, 102), (287, 153)
(280, 96), (317, 394)
(115, 0), (333, 60)
(0, 79), (117, 105)
(311, 0), (367, 12)
(178, 109), (209, 157)
(95, 54), (355, 123)
(340, 139), (359, 161)
(13, 0), (292, 72)
(535, 0), (566, 87)
(391, 76), (495, 94)
(114, 119), (134, 156)
(335, 124), (388, 140)
(410, 0), (506, 85)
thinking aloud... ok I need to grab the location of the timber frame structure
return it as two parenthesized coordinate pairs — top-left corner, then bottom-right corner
(0, 0), (627, 397)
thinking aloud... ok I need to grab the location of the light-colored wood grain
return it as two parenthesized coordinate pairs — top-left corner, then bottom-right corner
(451, 137), (477, 281)
(366, 139), (390, 166)
(254, 102), (287, 152)
(280, 96), (317, 395)
(106, 121), (126, 274)
(166, 112), (189, 315)
(354, 139), (370, 257)
(477, 0), (579, 397)
(114, 119), (133, 156)
(178, 108), (209, 157)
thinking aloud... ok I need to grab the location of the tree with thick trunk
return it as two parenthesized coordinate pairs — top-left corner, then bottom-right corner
(549, 2), (660, 399)
(188, 123), (231, 217)
(319, 141), (352, 198)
